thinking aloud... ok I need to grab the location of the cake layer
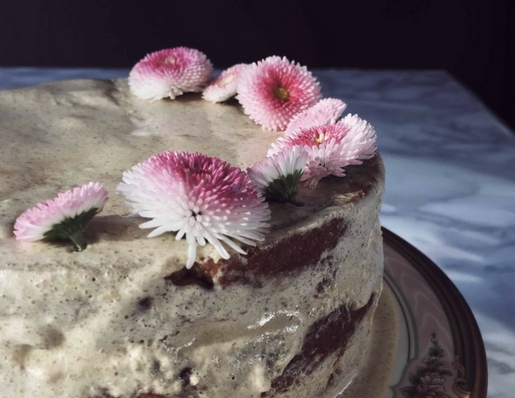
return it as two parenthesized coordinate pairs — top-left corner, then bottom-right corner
(0, 79), (384, 398)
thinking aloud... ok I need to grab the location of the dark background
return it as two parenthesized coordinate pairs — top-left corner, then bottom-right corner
(1, 0), (514, 131)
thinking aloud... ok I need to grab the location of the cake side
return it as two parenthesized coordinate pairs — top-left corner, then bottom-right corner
(0, 79), (384, 398)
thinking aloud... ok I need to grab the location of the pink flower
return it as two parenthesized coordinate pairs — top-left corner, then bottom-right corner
(237, 56), (322, 131)
(129, 47), (213, 101)
(248, 146), (307, 206)
(270, 114), (377, 189)
(117, 151), (270, 268)
(14, 182), (108, 251)
(285, 98), (347, 137)
(202, 64), (248, 103)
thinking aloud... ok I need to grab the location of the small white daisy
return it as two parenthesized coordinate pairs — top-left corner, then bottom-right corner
(14, 182), (108, 251)
(248, 146), (308, 206)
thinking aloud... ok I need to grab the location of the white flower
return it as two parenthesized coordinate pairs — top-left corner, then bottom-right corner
(117, 151), (270, 268)
(14, 182), (108, 251)
(129, 47), (213, 101)
(248, 146), (307, 205)
(285, 98), (347, 137)
(202, 64), (248, 103)
(269, 114), (377, 188)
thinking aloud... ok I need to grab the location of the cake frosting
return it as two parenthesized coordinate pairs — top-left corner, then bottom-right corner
(0, 78), (384, 398)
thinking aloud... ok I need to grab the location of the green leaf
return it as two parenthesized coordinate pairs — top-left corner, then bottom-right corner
(265, 170), (304, 206)
(43, 207), (98, 251)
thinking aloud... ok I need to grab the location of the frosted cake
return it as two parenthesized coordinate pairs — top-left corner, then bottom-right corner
(0, 60), (384, 398)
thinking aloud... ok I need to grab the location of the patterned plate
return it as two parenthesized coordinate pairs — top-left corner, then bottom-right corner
(381, 228), (487, 398)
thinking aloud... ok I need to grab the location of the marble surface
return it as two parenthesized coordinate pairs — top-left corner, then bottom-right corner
(1, 67), (514, 397)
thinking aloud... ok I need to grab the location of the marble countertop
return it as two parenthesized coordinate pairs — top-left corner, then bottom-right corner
(1, 67), (514, 398)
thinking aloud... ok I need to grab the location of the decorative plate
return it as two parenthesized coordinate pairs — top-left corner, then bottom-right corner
(381, 228), (487, 398)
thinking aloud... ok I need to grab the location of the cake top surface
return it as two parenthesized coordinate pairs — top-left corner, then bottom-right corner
(0, 78), (382, 272)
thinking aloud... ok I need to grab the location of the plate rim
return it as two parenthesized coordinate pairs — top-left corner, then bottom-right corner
(382, 227), (488, 398)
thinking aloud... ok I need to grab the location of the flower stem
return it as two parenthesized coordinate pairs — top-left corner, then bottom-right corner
(69, 231), (87, 251)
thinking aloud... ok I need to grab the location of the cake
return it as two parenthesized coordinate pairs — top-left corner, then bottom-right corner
(0, 74), (384, 396)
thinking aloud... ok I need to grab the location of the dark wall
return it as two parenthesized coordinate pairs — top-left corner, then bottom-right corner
(1, 0), (514, 130)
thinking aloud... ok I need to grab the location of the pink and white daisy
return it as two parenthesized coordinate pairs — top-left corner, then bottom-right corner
(285, 98), (347, 137)
(13, 182), (108, 251)
(202, 63), (248, 103)
(248, 146), (307, 206)
(236, 56), (322, 131)
(129, 47), (213, 101)
(270, 114), (377, 189)
(116, 151), (270, 268)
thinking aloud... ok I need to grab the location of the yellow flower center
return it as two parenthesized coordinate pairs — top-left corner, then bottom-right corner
(273, 87), (290, 101)
(163, 57), (176, 65)
(315, 133), (327, 144)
